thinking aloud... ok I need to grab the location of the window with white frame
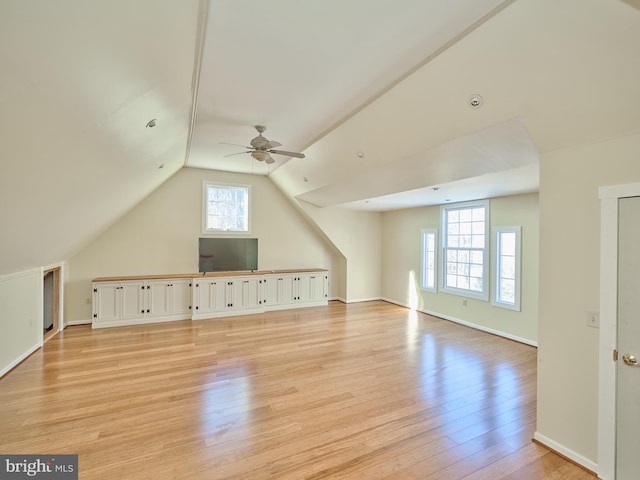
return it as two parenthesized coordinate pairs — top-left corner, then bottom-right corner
(440, 200), (489, 300)
(492, 226), (521, 310)
(203, 183), (250, 233)
(421, 229), (437, 292)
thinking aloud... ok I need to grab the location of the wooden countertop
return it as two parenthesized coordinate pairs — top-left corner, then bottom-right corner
(93, 269), (328, 282)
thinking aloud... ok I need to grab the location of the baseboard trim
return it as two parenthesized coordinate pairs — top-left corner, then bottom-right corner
(336, 297), (383, 304)
(0, 342), (41, 379)
(533, 432), (598, 476)
(380, 297), (538, 347)
(65, 319), (92, 327)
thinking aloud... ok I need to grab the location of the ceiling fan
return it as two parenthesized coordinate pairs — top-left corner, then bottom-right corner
(221, 125), (305, 164)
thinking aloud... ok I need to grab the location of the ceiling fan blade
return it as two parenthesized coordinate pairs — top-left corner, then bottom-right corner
(224, 151), (251, 158)
(265, 154), (275, 164)
(220, 141), (252, 149)
(269, 149), (305, 159)
(265, 140), (282, 149)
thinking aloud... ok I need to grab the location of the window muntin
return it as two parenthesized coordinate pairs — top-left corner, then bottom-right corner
(421, 229), (437, 292)
(203, 183), (250, 233)
(441, 200), (489, 300)
(492, 226), (521, 310)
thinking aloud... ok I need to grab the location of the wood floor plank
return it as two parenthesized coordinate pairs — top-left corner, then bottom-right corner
(0, 301), (595, 479)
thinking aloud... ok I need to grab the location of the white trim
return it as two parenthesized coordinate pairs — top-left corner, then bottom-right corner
(491, 226), (521, 311)
(43, 261), (65, 331)
(380, 297), (537, 347)
(597, 182), (640, 480)
(0, 342), (41, 378)
(341, 296), (382, 304)
(420, 228), (438, 292)
(65, 319), (93, 326)
(0, 267), (41, 283)
(93, 313), (192, 329)
(534, 431), (598, 474)
(440, 199), (490, 301)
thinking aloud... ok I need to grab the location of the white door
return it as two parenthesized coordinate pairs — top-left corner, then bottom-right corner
(616, 196), (640, 479)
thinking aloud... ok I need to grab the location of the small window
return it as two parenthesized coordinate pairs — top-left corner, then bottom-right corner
(440, 200), (489, 300)
(421, 229), (437, 292)
(203, 183), (250, 233)
(492, 226), (521, 310)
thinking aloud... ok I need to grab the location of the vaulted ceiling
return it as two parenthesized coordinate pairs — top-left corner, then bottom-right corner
(1, 0), (639, 275)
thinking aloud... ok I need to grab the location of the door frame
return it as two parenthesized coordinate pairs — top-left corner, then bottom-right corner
(598, 182), (640, 480)
(43, 266), (61, 343)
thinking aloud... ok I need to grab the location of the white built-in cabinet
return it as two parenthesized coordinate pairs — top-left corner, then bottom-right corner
(191, 275), (263, 319)
(264, 272), (328, 308)
(93, 278), (193, 328)
(93, 270), (328, 328)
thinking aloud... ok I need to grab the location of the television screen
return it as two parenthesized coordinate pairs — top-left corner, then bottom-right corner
(198, 238), (258, 272)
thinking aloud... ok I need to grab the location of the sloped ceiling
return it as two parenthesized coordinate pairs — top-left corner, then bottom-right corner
(1, 0), (640, 276)
(0, 0), (201, 275)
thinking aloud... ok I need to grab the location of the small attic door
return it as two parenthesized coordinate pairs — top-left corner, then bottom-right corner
(43, 267), (60, 342)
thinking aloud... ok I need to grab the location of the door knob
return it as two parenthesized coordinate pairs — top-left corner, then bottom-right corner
(622, 353), (639, 366)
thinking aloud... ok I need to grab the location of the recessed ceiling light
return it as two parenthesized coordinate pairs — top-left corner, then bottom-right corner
(157, 163), (164, 169)
(468, 94), (483, 109)
(432, 187), (440, 191)
(357, 151), (365, 158)
(146, 119), (157, 128)
(303, 177), (309, 183)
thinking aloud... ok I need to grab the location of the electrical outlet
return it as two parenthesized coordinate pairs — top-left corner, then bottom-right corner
(586, 311), (600, 328)
(462, 299), (468, 307)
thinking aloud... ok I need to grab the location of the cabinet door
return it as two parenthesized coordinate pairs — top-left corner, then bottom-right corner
(299, 273), (328, 303)
(239, 277), (260, 309)
(212, 280), (229, 312)
(194, 279), (224, 314)
(120, 282), (145, 319)
(93, 283), (119, 322)
(224, 279), (242, 309)
(264, 276), (280, 306)
(147, 281), (171, 317)
(280, 275), (298, 305)
(171, 279), (192, 315)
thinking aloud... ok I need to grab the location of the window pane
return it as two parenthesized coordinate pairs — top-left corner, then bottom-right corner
(470, 277), (483, 292)
(205, 185), (249, 232)
(470, 264), (483, 278)
(499, 279), (515, 304)
(501, 232), (516, 256)
(472, 207), (485, 221)
(500, 256), (516, 279)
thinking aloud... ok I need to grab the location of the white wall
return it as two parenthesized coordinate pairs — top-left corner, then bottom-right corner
(537, 131), (640, 466)
(298, 203), (382, 302)
(381, 192), (539, 344)
(66, 168), (343, 323)
(0, 269), (42, 377)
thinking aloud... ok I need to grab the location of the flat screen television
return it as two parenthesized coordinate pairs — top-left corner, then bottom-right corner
(198, 238), (258, 272)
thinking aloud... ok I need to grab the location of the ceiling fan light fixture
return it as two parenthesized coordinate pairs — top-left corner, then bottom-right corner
(251, 151), (270, 162)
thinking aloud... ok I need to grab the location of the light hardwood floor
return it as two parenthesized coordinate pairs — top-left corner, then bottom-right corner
(0, 301), (595, 479)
